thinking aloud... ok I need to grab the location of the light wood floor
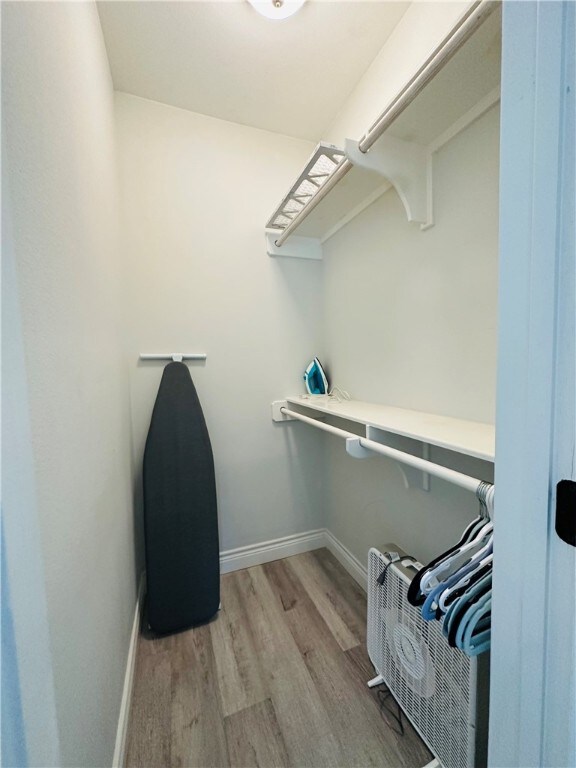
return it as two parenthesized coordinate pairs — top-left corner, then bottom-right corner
(126, 549), (432, 768)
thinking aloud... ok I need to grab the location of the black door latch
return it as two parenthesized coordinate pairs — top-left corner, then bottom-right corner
(556, 480), (576, 547)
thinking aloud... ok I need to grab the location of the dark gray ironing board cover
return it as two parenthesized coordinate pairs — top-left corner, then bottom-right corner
(143, 362), (220, 634)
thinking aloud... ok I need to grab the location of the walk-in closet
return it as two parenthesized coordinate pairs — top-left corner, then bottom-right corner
(2, 1), (574, 768)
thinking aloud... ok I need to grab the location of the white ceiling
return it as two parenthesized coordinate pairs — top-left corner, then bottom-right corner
(97, 1), (409, 142)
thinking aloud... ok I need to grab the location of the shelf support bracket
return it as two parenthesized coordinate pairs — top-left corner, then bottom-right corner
(266, 232), (323, 260)
(346, 436), (373, 459)
(271, 400), (294, 422)
(366, 425), (431, 491)
(345, 138), (432, 229)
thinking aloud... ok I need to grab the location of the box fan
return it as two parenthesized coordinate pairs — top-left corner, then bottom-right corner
(367, 545), (489, 768)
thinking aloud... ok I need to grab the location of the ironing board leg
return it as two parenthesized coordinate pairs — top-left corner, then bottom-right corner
(367, 674), (385, 688)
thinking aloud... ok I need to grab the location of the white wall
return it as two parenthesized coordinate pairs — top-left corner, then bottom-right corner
(324, 107), (499, 424)
(2, 3), (136, 765)
(114, 93), (325, 561)
(322, 105), (499, 566)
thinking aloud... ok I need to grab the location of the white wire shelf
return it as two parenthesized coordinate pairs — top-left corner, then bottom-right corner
(265, 142), (347, 232)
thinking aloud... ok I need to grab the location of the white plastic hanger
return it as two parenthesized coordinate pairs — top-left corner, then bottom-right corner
(420, 521), (493, 594)
(437, 551), (493, 611)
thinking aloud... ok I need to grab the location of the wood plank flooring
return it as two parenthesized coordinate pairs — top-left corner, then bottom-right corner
(126, 549), (432, 768)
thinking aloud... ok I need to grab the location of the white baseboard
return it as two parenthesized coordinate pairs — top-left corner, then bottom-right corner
(219, 527), (368, 591)
(220, 529), (326, 573)
(112, 573), (145, 768)
(323, 529), (368, 591)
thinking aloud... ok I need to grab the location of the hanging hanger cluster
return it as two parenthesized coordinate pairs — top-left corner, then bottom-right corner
(406, 482), (494, 656)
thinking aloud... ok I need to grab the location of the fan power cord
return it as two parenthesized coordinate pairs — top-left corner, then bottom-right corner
(376, 686), (405, 736)
(377, 553), (418, 585)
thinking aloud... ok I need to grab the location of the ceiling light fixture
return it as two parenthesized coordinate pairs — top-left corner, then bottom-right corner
(246, 0), (306, 21)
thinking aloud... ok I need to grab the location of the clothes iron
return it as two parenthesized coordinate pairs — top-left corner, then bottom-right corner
(303, 357), (329, 395)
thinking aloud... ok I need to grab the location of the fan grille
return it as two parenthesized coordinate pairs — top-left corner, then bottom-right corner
(368, 548), (478, 768)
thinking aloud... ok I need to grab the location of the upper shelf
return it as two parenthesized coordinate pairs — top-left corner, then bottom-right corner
(265, 1), (501, 258)
(266, 143), (347, 232)
(385, 5), (501, 147)
(280, 395), (495, 462)
(266, 143), (390, 244)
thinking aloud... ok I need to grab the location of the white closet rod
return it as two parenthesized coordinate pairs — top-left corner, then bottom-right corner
(281, 406), (490, 495)
(139, 353), (207, 361)
(358, 0), (498, 153)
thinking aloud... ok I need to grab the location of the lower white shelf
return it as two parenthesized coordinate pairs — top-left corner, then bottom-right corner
(272, 395), (495, 463)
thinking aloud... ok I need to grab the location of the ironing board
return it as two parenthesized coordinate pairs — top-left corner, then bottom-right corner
(143, 362), (220, 634)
